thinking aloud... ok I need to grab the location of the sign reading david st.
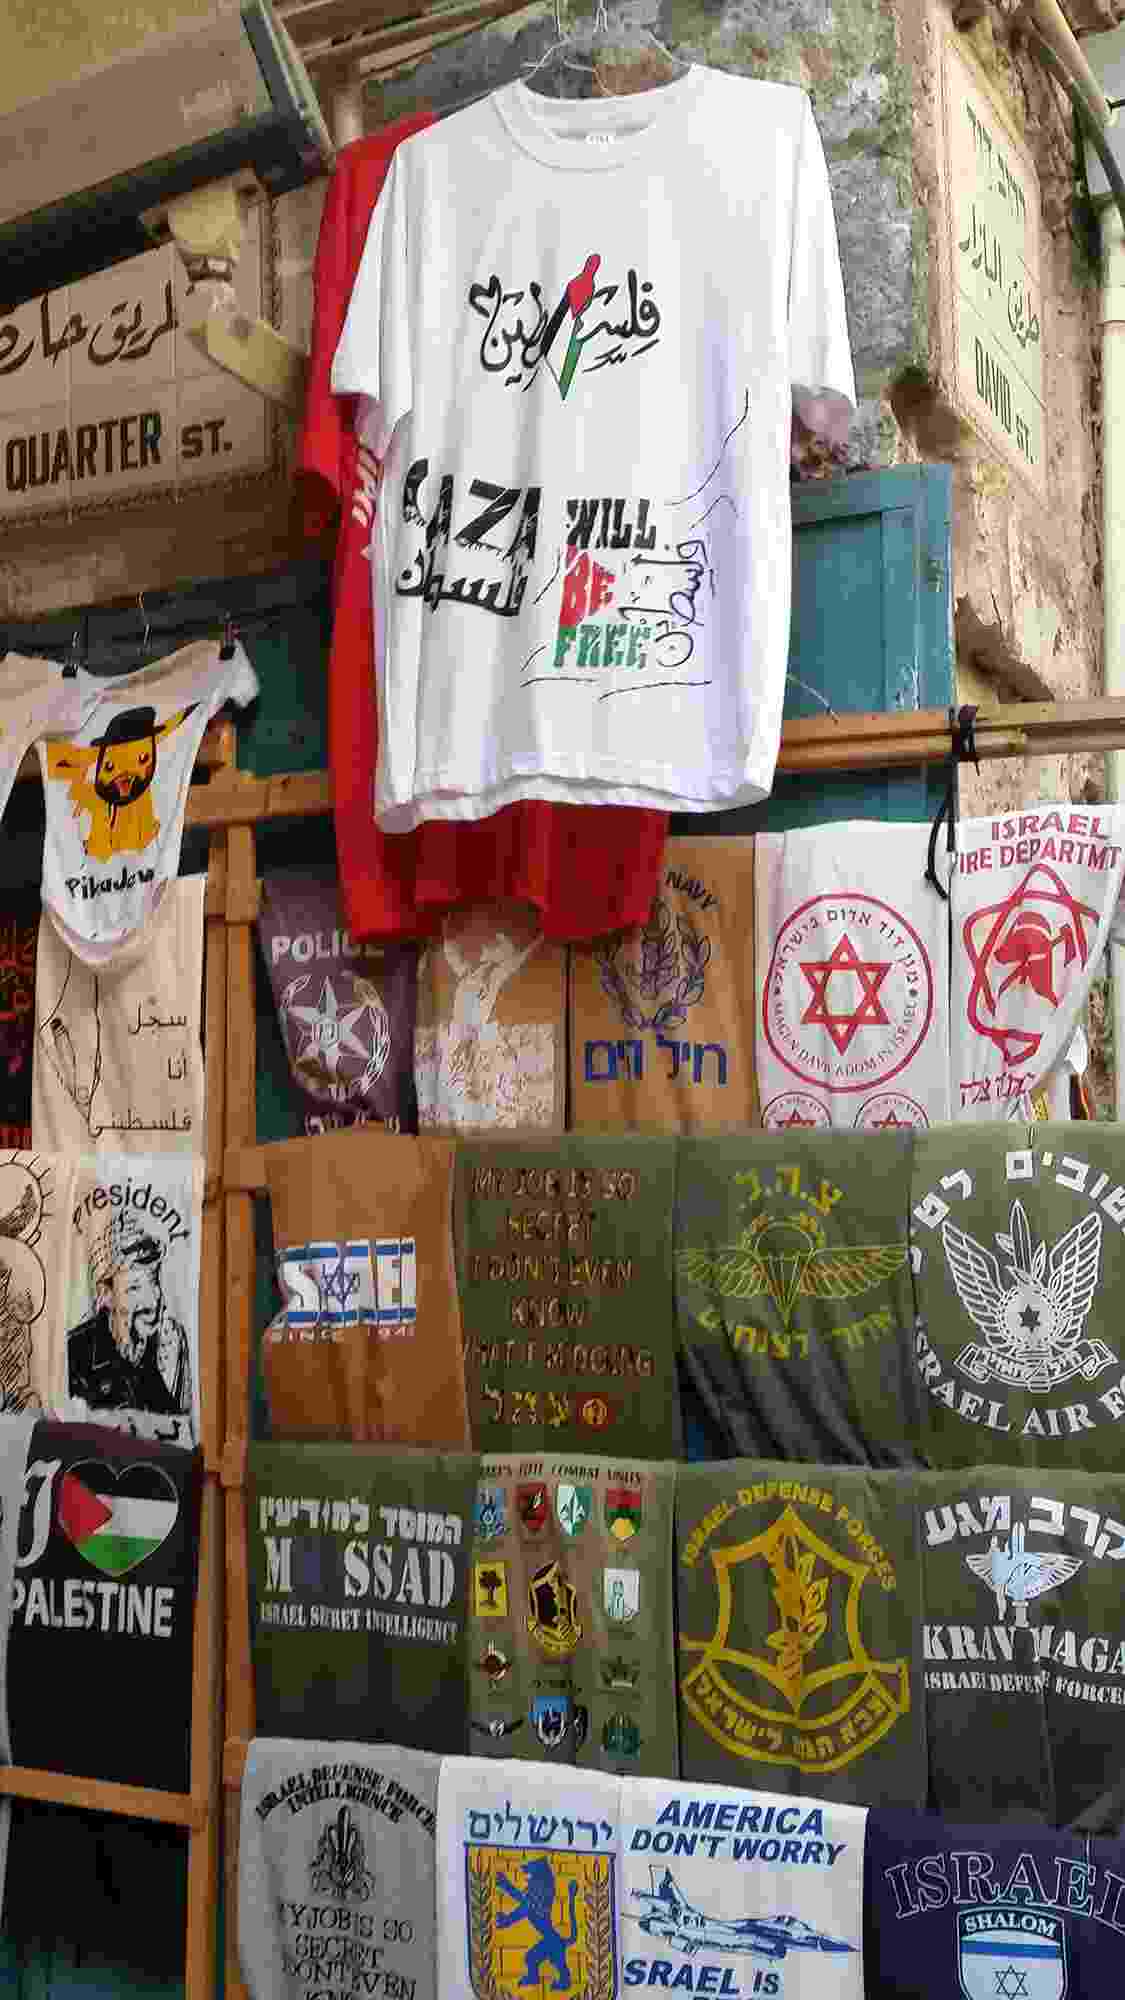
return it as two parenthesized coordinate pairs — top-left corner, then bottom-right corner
(939, 30), (1046, 500)
(0, 209), (276, 524)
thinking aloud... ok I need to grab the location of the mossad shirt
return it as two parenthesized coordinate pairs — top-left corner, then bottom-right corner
(332, 67), (855, 829)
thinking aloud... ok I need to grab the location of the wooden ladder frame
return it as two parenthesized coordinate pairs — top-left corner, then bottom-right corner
(203, 685), (1125, 1999)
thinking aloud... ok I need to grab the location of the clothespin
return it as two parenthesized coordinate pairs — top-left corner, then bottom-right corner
(219, 615), (238, 662)
(62, 626), (83, 679)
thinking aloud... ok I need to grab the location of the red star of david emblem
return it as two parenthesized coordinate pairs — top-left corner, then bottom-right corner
(776, 1107), (819, 1128)
(871, 1108), (908, 1129)
(799, 932), (891, 1055)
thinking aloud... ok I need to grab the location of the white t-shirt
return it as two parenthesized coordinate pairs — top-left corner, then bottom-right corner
(0, 655), (87, 827)
(39, 639), (257, 967)
(332, 67), (856, 829)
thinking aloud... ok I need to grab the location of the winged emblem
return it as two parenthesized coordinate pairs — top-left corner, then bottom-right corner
(965, 1519), (1083, 1627)
(677, 1221), (906, 1330)
(942, 1198), (1113, 1392)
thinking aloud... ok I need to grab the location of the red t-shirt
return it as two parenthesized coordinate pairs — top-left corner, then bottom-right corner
(299, 120), (667, 941)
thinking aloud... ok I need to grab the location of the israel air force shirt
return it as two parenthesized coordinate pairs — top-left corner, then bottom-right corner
(238, 1737), (438, 2000)
(911, 1125), (1125, 1469)
(623, 1780), (864, 2000)
(675, 1132), (924, 1465)
(918, 1467), (1125, 1828)
(437, 1757), (622, 2000)
(864, 1811), (1125, 1998)
(332, 68), (854, 827)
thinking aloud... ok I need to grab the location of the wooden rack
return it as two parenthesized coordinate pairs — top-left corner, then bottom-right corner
(194, 684), (1125, 1999)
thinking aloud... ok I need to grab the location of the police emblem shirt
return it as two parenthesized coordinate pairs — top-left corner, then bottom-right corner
(332, 70), (854, 827)
(258, 868), (418, 1137)
(249, 1443), (476, 1753)
(624, 1779), (865, 2000)
(7, 1420), (202, 1792)
(675, 1461), (926, 1806)
(911, 1125), (1125, 1470)
(919, 1467), (1125, 1829)
(468, 1452), (677, 1775)
(238, 1737), (439, 2000)
(436, 1756), (622, 2000)
(864, 1810), (1125, 1998)
(39, 640), (257, 968)
(950, 805), (1125, 1123)
(676, 1132), (925, 1465)
(455, 1135), (680, 1456)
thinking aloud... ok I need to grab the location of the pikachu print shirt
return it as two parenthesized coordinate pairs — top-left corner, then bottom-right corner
(39, 640), (257, 968)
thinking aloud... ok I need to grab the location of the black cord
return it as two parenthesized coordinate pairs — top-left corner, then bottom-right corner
(1018, 20), (1125, 242)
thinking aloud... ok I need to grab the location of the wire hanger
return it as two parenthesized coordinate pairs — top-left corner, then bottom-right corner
(63, 625), (83, 679)
(522, 0), (687, 95)
(136, 593), (152, 666)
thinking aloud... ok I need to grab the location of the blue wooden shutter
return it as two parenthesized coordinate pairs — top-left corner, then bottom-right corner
(674, 462), (954, 832)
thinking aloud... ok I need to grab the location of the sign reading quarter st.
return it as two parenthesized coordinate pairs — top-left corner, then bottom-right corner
(763, 893), (934, 1095)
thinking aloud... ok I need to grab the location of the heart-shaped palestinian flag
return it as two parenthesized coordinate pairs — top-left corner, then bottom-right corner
(57, 1460), (180, 1577)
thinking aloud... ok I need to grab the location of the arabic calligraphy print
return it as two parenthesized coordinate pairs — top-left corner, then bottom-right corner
(950, 808), (1125, 1121)
(468, 256), (662, 397)
(0, 219), (274, 522)
(32, 874), (204, 1154)
(755, 825), (950, 1130)
(676, 1464), (924, 1803)
(912, 1128), (1125, 1468)
(623, 1780), (864, 2000)
(918, 1469), (1125, 1824)
(939, 30), (1046, 496)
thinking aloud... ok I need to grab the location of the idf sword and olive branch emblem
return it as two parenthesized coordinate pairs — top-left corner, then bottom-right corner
(677, 1173), (906, 1332)
(964, 1519), (1083, 1628)
(943, 1198), (1113, 1393)
(679, 1503), (910, 1776)
(467, 1845), (617, 2000)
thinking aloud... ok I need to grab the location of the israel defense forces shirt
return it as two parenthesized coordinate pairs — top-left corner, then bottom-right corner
(332, 67), (855, 827)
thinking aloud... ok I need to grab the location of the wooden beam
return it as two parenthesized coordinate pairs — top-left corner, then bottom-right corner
(188, 771), (333, 829)
(0, 1766), (204, 1827)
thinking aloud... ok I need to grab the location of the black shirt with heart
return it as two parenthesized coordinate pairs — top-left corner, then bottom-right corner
(7, 1420), (202, 1793)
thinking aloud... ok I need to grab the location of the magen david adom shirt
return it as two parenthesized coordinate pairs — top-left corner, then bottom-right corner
(332, 67), (855, 828)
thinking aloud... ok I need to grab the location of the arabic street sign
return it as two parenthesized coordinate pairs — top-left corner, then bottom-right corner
(938, 30), (1047, 501)
(0, 207), (278, 526)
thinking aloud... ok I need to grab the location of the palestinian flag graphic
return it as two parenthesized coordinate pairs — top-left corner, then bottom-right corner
(605, 1485), (642, 1542)
(57, 1461), (180, 1577)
